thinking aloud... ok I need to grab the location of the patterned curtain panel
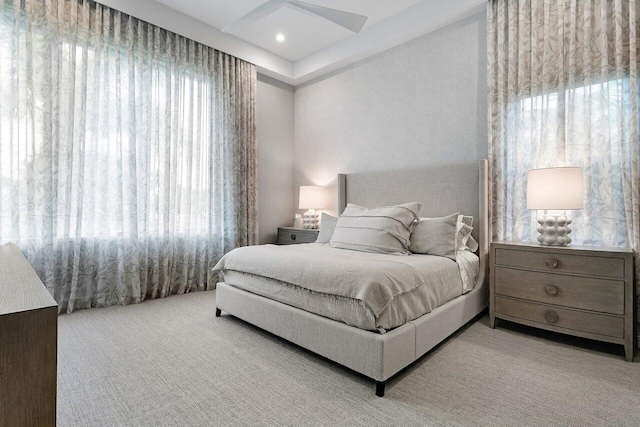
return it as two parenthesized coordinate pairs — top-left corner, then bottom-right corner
(0, 0), (257, 313)
(488, 0), (639, 345)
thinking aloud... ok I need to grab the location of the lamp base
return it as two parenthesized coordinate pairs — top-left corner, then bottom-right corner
(303, 209), (319, 229)
(536, 215), (572, 246)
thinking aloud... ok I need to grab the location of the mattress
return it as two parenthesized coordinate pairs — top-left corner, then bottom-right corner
(218, 245), (479, 333)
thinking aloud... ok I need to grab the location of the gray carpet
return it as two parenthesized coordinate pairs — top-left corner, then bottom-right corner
(58, 290), (640, 427)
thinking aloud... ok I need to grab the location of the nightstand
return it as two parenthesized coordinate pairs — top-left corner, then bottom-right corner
(490, 241), (635, 361)
(277, 227), (319, 245)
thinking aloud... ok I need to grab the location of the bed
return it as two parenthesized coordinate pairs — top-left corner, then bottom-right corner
(214, 160), (489, 397)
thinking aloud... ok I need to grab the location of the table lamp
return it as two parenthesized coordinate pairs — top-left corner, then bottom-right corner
(527, 167), (583, 246)
(299, 186), (325, 229)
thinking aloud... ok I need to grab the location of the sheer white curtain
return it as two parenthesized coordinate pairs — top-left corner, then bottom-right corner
(488, 0), (639, 345)
(0, 0), (257, 313)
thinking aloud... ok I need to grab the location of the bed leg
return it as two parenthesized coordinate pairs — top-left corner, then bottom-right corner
(375, 381), (386, 397)
(215, 307), (221, 317)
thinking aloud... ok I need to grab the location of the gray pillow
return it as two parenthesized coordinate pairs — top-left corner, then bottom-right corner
(408, 213), (459, 260)
(316, 213), (338, 243)
(329, 202), (422, 255)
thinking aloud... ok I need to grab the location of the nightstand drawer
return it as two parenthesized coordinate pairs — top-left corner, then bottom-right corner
(277, 228), (318, 245)
(495, 297), (624, 339)
(494, 267), (624, 315)
(494, 248), (625, 279)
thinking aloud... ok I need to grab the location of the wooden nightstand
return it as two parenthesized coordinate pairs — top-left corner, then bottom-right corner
(277, 227), (319, 245)
(490, 241), (635, 361)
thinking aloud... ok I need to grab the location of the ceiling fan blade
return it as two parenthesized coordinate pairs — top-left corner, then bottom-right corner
(222, 0), (285, 34)
(285, 0), (368, 33)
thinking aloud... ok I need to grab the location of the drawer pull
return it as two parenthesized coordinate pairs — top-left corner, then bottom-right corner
(545, 258), (558, 269)
(290, 234), (297, 241)
(544, 285), (559, 296)
(544, 311), (559, 323)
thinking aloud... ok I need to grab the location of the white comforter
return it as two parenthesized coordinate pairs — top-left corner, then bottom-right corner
(213, 243), (478, 331)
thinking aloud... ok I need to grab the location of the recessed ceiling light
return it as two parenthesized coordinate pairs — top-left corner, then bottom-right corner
(276, 33), (285, 42)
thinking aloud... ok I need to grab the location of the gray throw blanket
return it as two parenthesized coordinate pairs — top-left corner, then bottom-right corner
(213, 243), (457, 317)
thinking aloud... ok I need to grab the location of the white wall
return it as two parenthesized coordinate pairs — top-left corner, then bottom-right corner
(294, 12), (487, 214)
(257, 74), (296, 243)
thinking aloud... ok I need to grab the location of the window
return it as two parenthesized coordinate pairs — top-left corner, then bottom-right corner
(509, 77), (631, 246)
(0, 36), (217, 240)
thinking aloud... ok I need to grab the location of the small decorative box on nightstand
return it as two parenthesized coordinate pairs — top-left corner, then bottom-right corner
(277, 227), (319, 245)
(490, 241), (635, 361)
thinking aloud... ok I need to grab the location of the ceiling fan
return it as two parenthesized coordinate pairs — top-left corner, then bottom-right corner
(222, 0), (368, 34)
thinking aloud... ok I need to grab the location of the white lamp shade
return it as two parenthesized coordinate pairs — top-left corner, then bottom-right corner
(527, 167), (583, 210)
(299, 186), (325, 209)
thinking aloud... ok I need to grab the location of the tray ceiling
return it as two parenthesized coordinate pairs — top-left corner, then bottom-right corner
(152, 0), (422, 61)
(103, 0), (485, 85)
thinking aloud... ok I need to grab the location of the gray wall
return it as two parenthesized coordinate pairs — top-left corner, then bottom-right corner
(294, 11), (488, 215)
(257, 74), (295, 243)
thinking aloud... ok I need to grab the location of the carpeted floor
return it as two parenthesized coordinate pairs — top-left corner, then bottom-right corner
(58, 290), (640, 427)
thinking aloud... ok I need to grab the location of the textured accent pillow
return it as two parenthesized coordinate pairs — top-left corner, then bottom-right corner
(455, 215), (474, 254)
(408, 213), (459, 260)
(316, 213), (338, 244)
(329, 202), (422, 255)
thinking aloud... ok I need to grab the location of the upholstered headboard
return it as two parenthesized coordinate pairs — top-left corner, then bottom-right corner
(337, 159), (489, 289)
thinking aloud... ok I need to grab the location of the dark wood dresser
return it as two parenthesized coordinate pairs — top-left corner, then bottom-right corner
(0, 243), (57, 426)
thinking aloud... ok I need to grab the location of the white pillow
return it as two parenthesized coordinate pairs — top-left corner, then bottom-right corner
(466, 235), (479, 252)
(316, 213), (338, 244)
(455, 215), (474, 254)
(330, 202), (421, 255)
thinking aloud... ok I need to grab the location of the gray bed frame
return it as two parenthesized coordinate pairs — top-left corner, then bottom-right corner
(215, 159), (489, 397)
